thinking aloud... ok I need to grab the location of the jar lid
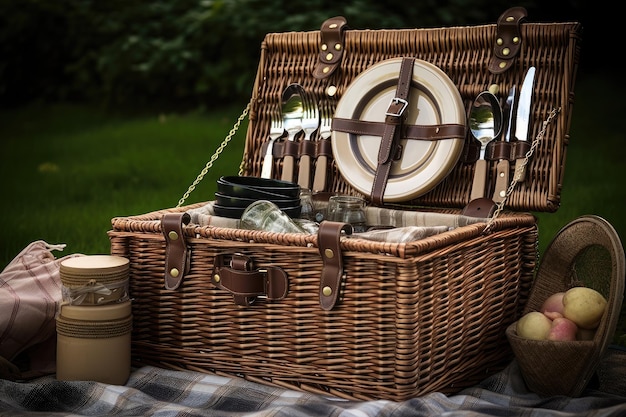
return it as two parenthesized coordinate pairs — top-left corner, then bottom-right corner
(59, 300), (132, 321)
(60, 255), (129, 285)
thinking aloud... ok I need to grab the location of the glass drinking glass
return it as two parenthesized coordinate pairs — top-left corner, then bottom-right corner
(327, 195), (367, 232)
(240, 200), (307, 234)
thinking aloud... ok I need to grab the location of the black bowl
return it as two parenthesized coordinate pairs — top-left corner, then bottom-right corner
(213, 203), (302, 219)
(217, 176), (300, 200)
(214, 192), (300, 209)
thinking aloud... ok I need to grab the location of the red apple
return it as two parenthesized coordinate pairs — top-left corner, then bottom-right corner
(546, 317), (578, 341)
(540, 292), (565, 320)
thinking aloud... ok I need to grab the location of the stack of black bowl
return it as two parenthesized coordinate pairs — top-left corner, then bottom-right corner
(214, 176), (302, 219)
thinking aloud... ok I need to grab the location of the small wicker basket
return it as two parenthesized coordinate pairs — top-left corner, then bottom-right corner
(506, 215), (625, 397)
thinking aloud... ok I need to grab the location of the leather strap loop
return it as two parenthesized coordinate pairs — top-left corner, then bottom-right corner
(313, 16), (348, 79)
(371, 57), (414, 206)
(489, 7), (527, 74)
(318, 221), (352, 311)
(212, 254), (288, 306)
(299, 139), (317, 159)
(332, 118), (466, 141)
(316, 138), (332, 157)
(162, 212), (191, 290)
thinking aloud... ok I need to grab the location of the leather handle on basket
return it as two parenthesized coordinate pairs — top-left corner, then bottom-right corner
(489, 7), (527, 74)
(313, 16), (347, 79)
(211, 254), (288, 306)
(317, 221), (352, 310)
(162, 212), (191, 290)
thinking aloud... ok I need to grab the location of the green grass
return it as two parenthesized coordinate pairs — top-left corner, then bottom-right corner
(1, 70), (624, 346)
(0, 103), (249, 262)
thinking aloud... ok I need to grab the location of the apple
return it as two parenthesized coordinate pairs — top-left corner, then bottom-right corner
(516, 311), (552, 340)
(546, 317), (578, 341)
(562, 287), (607, 329)
(540, 291), (565, 320)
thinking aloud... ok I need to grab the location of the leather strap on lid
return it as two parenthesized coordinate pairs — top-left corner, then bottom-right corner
(317, 221), (352, 311)
(371, 57), (414, 205)
(313, 16), (347, 79)
(489, 7), (527, 74)
(212, 254), (288, 306)
(162, 212), (191, 290)
(331, 118), (466, 142)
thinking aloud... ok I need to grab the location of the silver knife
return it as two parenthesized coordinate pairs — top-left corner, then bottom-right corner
(513, 66), (536, 182)
(492, 85), (515, 203)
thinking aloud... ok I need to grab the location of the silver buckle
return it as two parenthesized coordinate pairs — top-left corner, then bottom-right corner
(385, 98), (408, 117)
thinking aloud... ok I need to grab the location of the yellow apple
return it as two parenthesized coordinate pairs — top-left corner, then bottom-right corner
(516, 311), (553, 340)
(562, 287), (607, 330)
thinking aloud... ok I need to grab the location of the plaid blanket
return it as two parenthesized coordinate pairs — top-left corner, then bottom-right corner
(2, 350), (625, 417)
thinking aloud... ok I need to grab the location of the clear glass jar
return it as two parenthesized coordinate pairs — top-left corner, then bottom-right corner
(327, 195), (367, 233)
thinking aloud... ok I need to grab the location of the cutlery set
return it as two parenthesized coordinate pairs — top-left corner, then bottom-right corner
(263, 67), (536, 205)
(468, 66), (536, 203)
(261, 83), (333, 192)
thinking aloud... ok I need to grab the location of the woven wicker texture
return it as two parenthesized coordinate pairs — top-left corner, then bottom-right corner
(108, 16), (582, 402)
(111, 206), (537, 401)
(243, 21), (581, 212)
(506, 216), (625, 397)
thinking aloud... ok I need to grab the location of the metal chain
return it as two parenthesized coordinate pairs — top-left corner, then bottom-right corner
(484, 107), (561, 232)
(176, 102), (251, 208)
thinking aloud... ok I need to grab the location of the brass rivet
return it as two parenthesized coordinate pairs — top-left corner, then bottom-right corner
(499, 191), (506, 198)
(321, 43), (328, 51)
(325, 52), (333, 61)
(168, 231), (178, 240)
(513, 36), (519, 44)
(324, 248), (334, 258)
(499, 62), (506, 69)
(322, 286), (332, 296)
(170, 268), (179, 278)
(326, 85), (337, 96)
(506, 16), (515, 22)
(329, 23), (338, 29)
(502, 47), (510, 56)
(499, 172), (505, 178)
(496, 38), (503, 46)
(213, 273), (220, 282)
(323, 67), (330, 74)
(334, 43), (342, 51)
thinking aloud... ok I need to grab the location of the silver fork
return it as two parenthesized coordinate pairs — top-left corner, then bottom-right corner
(312, 101), (333, 192)
(297, 91), (319, 189)
(260, 108), (285, 179)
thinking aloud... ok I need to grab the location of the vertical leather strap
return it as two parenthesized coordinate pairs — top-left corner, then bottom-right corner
(317, 221), (352, 311)
(162, 212), (191, 290)
(488, 7), (527, 74)
(371, 57), (414, 205)
(313, 16), (348, 79)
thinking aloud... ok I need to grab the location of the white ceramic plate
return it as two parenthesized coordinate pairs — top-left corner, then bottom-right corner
(332, 58), (466, 202)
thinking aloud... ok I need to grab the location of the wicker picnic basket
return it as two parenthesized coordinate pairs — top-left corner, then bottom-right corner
(109, 8), (582, 401)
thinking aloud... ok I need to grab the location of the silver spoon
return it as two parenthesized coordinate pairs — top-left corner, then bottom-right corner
(469, 91), (502, 201)
(280, 84), (304, 182)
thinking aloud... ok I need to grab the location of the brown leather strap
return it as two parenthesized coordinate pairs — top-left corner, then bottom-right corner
(316, 138), (332, 157)
(332, 118), (466, 141)
(489, 7), (527, 74)
(212, 254), (288, 306)
(371, 57), (414, 205)
(318, 221), (352, 311)
(313, 16), (348, 79)
(488, 140), (532, 161)
(299, 139), (316, 158)
(461, 197), (496, 218)
(162, 212), (191, 290)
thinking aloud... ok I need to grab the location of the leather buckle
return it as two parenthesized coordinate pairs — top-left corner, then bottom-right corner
(385, 97), (408, 117)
